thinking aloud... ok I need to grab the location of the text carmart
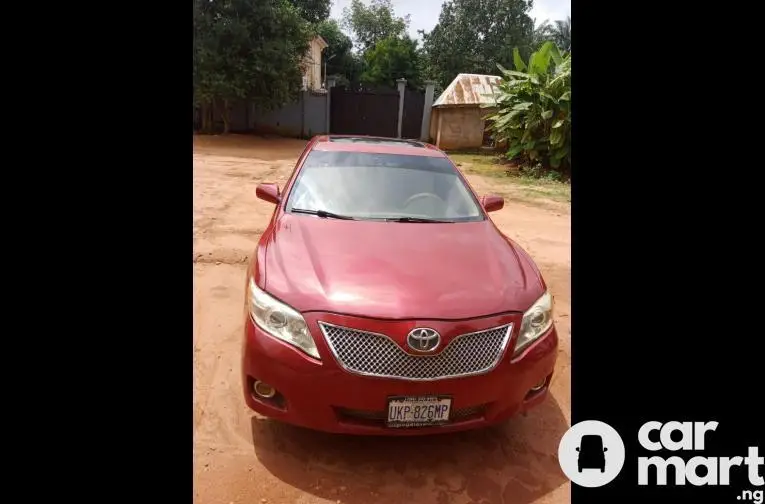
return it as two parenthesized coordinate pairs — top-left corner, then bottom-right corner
(637, 421), (763, 486)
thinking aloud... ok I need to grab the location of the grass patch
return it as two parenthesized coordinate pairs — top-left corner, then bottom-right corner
(449, 152), (508, 178)
(448, 152), (571, 205)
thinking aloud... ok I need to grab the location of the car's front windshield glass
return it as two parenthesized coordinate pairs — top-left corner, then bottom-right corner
(581, 436), (602, 450)
(285, 150), (484, 222)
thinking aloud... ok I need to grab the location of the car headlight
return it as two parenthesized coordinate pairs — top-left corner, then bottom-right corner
(247, 278), (320, 359)
(513, 291), (554, 356)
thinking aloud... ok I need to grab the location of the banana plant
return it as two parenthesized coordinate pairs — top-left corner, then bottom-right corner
(484, 41), (571, 170)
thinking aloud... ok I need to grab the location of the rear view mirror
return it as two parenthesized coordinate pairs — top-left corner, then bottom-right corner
(256, 183), (280, 204)
(480, 194), (504, 213)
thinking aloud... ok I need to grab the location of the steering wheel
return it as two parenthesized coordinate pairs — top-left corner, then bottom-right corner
(402, 192), (446, 209)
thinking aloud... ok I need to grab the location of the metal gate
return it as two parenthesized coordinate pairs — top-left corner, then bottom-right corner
(330, 85), (400, 137)
(401, 88), (425, 139)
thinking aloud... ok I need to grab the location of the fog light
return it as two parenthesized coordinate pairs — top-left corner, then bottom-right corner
(252, 380), (276, 399)
(530, 378), (547, 392)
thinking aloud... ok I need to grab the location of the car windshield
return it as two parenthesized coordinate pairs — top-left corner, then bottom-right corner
(285, 150), (484, 222)
(580, 436), (603, 450)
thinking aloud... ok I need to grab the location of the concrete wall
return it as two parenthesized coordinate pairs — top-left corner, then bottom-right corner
(200, 82), (432, 140)
(431, 106), (487, 150)
(302, 91), (327, 137)
(251, 91), (328, 137)
(429, 108), (440, 143)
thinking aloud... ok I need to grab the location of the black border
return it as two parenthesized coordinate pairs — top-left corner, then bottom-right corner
(572, 2), (764, 502)
(38, 2), (192, 498)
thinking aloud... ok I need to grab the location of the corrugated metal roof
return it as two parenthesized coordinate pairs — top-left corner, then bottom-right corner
(432, 74), (502, 108)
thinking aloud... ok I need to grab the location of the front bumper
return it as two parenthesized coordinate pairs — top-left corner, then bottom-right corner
(241, 311), (558, 435)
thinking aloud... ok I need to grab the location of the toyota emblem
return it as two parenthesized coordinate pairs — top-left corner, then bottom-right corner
(406, 328), (441, 352)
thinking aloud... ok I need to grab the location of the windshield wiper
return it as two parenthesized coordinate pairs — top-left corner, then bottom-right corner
(383, 216), (454, 223)
(291, 208), (357, 220)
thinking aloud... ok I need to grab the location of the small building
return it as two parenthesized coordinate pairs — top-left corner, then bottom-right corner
(301, 35), (329, 92)
(429, 73), (502, 150)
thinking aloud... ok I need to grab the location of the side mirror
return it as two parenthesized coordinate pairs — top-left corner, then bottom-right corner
(575, 447), (580, 452)
(256, 183), (280, 204)
(603, 447), (608, 452)
(480, 194), (504, 213)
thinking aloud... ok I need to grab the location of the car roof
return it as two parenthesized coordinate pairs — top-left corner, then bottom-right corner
(311, 135), (447, 158)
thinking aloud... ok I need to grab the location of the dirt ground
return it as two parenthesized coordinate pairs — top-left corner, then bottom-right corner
(193, 135), (571, 504)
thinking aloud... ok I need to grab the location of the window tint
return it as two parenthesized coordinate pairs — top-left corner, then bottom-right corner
(285, 151), (483, 222)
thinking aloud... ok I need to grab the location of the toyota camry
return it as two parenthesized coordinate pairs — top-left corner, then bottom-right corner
(242, 135), (558, 435)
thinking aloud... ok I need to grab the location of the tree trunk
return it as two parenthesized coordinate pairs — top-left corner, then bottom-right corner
(222, 99), (230, 134)
(201, 102), (212, 134)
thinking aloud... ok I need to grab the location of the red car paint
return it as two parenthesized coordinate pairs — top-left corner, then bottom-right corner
(242, 135), (558, 435)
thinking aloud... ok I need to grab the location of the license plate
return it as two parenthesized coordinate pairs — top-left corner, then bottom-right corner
(386, 395), (452, 428)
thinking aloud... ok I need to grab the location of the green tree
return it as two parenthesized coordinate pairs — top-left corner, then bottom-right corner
(421, 0), (534, 90)
(552, 16), (571, 52)
(316, 19), (363, 84)
(342, 0), (410, 53)
(531, 16), (571, 52)
(361, 36), (422, 88)
(290, 0), (331, 24)
(531, 19), (556, 48)
(193, 0), (310, 133)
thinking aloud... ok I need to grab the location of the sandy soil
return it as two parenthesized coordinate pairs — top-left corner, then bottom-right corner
(193, 135), (571, 504)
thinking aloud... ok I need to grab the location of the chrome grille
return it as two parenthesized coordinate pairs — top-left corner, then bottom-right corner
(319, 322), (513, 380)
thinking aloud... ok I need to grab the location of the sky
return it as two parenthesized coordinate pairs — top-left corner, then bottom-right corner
(328, 0), (571, 41)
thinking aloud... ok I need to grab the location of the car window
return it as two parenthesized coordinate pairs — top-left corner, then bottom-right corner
(581, 436), (603, 450)
(285, 150), (484, 222)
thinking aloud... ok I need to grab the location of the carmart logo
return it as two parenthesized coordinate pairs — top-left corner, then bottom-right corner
(637, 421), (763, 487)
(558, 420), (764, 490)
(557, 420), (626, 487)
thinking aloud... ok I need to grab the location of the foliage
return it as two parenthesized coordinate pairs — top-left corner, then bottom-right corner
(421, 0), (534, 90)
(193, 0), (308, 132)
(531, 20), (555, 48)
(341, 0), (410, 53)
(361, 36), (422, 89)
(193, 0), (310, 133)
(315, 19), (364, 84)
(485, 41), (571, 171)
(532, 16), (571, 52)
(552, 16), (571, 52)
(289, 0), (331, 24)
(338, 0), (424, 89)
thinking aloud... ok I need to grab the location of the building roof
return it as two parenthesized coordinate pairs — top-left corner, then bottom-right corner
(432, 73), (502, 108)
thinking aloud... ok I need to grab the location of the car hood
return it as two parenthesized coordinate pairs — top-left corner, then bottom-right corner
(262, 214), (544, 319)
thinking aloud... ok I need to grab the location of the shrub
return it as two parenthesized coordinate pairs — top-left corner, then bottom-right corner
(484, 42), (571, 172)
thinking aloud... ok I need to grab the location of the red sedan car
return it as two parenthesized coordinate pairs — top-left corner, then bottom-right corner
(242, 135), (558, 435)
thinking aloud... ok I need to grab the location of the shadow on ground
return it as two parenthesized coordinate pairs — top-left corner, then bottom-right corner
(251, 394), (568, 504)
